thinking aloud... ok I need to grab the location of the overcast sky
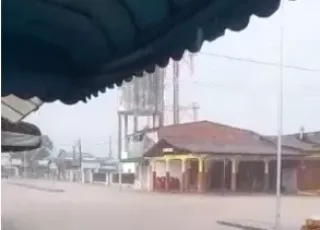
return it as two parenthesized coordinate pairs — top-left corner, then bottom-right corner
(26, 0), (320, 157)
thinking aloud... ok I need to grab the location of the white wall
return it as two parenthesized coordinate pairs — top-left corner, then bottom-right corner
(82, 169), (93, 183)
(154, 160), (182, 178)
(38, 160), (49, 166)
(1, 155), (11, 166)
(169, 160), (182, 178)
(82, 161), (100, 169)
(139, 165), (150, 190)
(122, 162), (136, 173)
(154, 161), (166, 177)
(282, 168), (298, 193)
(11, 158), (22, 166)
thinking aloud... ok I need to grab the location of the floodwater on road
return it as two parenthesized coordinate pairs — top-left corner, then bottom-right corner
(1, 181), (319, 230)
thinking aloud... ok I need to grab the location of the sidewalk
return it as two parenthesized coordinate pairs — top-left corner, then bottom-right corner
(216, 219), (298, 230)
(217, 219), (273, 230)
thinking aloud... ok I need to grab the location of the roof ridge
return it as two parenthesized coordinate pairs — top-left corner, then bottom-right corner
(159, 120), (256, 134)
(269, 130), (320, 137)
(158, 120), (208, 129)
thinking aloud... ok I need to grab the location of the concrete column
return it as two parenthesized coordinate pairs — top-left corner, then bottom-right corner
(264, 160), (270, 192)
(231, 159), (238, 192)
(185, 161), (190, 192)
(198, 158), (204, 192)
(69, 170), (74, 182)
(105, 172), (109, 185)
(206, 160), (213, 190)
(165, 159), (170, 192)
(150, 161), (157, 191)
(65, 171), (69, 181)
(180, 159), (186, 192)
(222, 160), (226, 192)
(89, 170), (93, 183)
(124, 115), (129, 152)
(147, 163), (151, 191)
(14, 167), (19, 177)
(204, 160), (208, 190)
(139, 162), (143, 189)
(109, 173), (114, 185)
(81, 169), (85, 183)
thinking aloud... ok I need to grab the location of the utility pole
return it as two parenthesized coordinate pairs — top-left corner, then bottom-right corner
(173, 61), (180, 124)
(191, 102), (200, 122)
(117, 114), (123, 190)
(275, 0), (285, 229)
(108, 135), (112, 159)
(133, 77), (140, 133)
(23, 151), (27, 178)
(159, 68), (165, 127)
(78, 139), (82, 170)
(165, 103), (200, 123)
(70, 144), (76, 182)
(118, 113), (122, 161)
(77, 139), (84, 183)
(72, 145), (76, 165)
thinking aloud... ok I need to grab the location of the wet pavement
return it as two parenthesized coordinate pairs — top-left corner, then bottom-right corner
(2, 180), (319, 230)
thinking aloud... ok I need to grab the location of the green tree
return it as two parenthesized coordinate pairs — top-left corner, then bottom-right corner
(41, 135), (54, 150)
(31, 135), (54, 160)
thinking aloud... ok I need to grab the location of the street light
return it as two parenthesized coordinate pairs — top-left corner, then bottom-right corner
(275, 0), (287, 229)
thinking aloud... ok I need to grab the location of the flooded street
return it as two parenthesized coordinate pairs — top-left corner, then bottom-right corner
(1, 180), (319, 230)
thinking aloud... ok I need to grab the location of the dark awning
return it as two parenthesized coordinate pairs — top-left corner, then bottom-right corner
(1, 118), (42, 152)
(2, 0), (280, 104)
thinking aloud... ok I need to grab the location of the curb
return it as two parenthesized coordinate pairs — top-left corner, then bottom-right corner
(298, 191), (320, 196)
(216, 220), (270, 230)
(7, 182), (65, 193)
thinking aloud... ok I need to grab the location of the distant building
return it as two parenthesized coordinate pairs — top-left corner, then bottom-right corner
(53, 151), (117, 183)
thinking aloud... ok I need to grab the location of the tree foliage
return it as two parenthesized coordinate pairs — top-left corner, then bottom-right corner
(41, 135), (53, 150)
(31, 135), (54, 160)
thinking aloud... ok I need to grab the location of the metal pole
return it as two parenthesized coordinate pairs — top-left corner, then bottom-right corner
(173, 61), (180, 124)
(10, 155), (13, 178)
(124, 115), (129, 151)
(71, 145), (76, 182)
(108, 135), (113, 159)
(159, 68), (165, 127)
(192, 102), (199, 122)
(78, 139), (82, 169)
(139, 161), (143, 189)
(133, 77), (139, 132)
(154, 67), (159, 129)
(118, 113), (123, 190)
(275, 0), (285, 229)
(78, 139), (84, 183)
(23, 151), (26, 178)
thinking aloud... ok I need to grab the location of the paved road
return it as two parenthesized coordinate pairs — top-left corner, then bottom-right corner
(2, 180), (319, 230)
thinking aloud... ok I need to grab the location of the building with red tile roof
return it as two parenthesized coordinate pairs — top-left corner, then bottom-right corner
(127, 120), (319, 193)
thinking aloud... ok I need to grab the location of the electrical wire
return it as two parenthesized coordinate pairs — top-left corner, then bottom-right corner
(198, 51), (320, 73)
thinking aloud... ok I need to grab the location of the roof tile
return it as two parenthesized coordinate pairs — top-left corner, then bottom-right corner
(144, 121), (303, 157)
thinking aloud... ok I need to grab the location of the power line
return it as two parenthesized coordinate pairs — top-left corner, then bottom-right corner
(165, 78), (320, 91)
(165, 80), (320, 99)
(198, 52), (320, 73)
(55, 141), (112, 148)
